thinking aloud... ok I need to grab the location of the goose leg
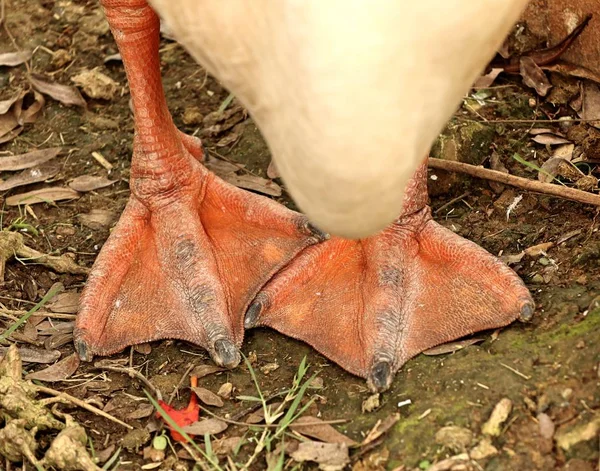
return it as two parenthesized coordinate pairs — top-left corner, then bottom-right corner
(245, 162), (534, 391)
(74, 0), (324, 367)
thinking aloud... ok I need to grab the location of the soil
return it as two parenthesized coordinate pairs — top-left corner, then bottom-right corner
(0, 1), (599, 470)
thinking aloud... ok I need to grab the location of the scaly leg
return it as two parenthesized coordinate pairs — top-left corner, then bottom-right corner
(74, 0), (325, 367)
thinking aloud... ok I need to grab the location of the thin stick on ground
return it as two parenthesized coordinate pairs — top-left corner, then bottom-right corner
(94, 363), (162, 401)
(428, 158), (600, 206)
(33, 384), (133, 430)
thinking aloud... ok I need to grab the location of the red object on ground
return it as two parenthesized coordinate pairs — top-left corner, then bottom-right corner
(157, 376), (199, 443)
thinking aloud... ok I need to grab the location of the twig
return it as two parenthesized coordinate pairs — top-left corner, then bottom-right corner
(167, 363), (194, 403)
(94, 363), (162, 401)
(500, 362), (531, 380)
(457, 117), (600, 125)
(32, 384), (133, 430)
(428, 158), (600, 207)
(434, 191), (471, 214)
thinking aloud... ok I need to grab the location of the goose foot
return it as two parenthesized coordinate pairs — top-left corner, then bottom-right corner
(246, 200), (533, 392)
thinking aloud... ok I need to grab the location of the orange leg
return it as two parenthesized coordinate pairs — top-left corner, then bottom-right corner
(245, 163), (534, 391)
(73, 0), (325, 367)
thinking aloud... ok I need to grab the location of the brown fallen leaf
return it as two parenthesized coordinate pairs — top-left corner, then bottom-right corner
(291, 416), (356, 446)
(18, 90), (45, 125)
(44, 333), (73, 350)
(524, 242), (554, 257)
(0, 50), (32, 67)
(0, 126), (23, 144)
(220, 173), (282, 197)
(0, 148), (61, 172)
(126, 403), (155, 420)
(213, 436), (243, 455)
(0, 91), (23, 114)
(267, 159), (280, 179)
(0, 162), (61, 191)
(0, 347), (61, 364)
(482, 398), (512, 437)
(181, 418), (228, 435)
(473, 68), (503, 89)
(531, 134), (571, 146)
(6, 187), (80, 206)
(77, 209), (116, 230)
(552, 143), (574, 161)
(37, 321), (74, 335)
(30, 73), (87, 108)
(361, 414), (400, 447)
(579, 81), (600, 129)
(542, 61), (600, 85)
(71, 68), (119, 100)
(191, 364), (224, 378)
(191, 386), (224, 407)
(68, 175), (116, 192)
(290, 441), (349, 470)
(520, 56), (552, 97)
(25, 353), (80, 382)
(47, 292), (80, 314)
(423, 338), (484, 356)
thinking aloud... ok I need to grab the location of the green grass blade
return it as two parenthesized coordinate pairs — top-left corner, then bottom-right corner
(0, 284), (61, 342)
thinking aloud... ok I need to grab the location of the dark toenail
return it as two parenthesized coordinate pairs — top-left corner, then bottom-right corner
(74, 339), (93, 362)
(306, 222), (330, 241)
(368, 361), (392, 392)
(213, 339), (240, 369)
(519, 301), (535, 322)
(245, 302), (263, 329)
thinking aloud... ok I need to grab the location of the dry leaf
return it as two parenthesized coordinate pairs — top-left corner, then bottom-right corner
(68, 175), (116, 192)
(47, 292), (80, 314)
(0, 126), (23, 144)
(6, 187), (80, 206)
(217, 382), (233, 399)
(579, 81), (600, 129)
(0, 347), (60, 364)
(213, 436), (243, 455)
(524, 242), (554, 257)
(25, 353), (80, 382)
(220, 173), (282, 197)
(44, 333), (73, 350)
(423, 338), (484, 356)
(531, 134), (571, 145)
(0, 148), (61, 171)
(0, 162), (61, 191)
(71, 68), (118, 100)
(520, 57), (552, 97)
(30, 74), (87, 107)
(542, 61), (600, 85)
(0, 50), (32, 67)
(181, 418), (228, 435)
(473, 68), (503, 88)
(361, 414), (400, 446)
(77, 209), (116, 230)
(18, 91), (45, 125)
(126, 403), (154, 420)
(266, 159), (280, 179)
(552, 143), (574, 161)
(191, 364), (224, 378)
(290, 441), (349, 470)
(0, 91), (23, 115)
(291, 416), (357, 446)
(528, 128), (555, 136)
(482, 398), (512, 437)
(191, 387), (224, 407)
(36, 321), (74, 336)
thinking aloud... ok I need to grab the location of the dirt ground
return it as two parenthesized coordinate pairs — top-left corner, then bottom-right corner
(1, 1), (599, 470)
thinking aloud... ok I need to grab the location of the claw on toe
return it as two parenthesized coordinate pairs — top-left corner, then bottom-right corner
(74, 338), (92, 362)
(518, 301), (535, 322)
(212, 339), (241, 369)
(367, 360), (393, 392)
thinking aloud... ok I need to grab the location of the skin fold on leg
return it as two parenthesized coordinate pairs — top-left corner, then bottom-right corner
(245, 163), (534, 391)
(73, 0), (325, 368)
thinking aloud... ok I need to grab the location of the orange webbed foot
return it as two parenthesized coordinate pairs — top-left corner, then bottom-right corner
(246, 169), (534, 392)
